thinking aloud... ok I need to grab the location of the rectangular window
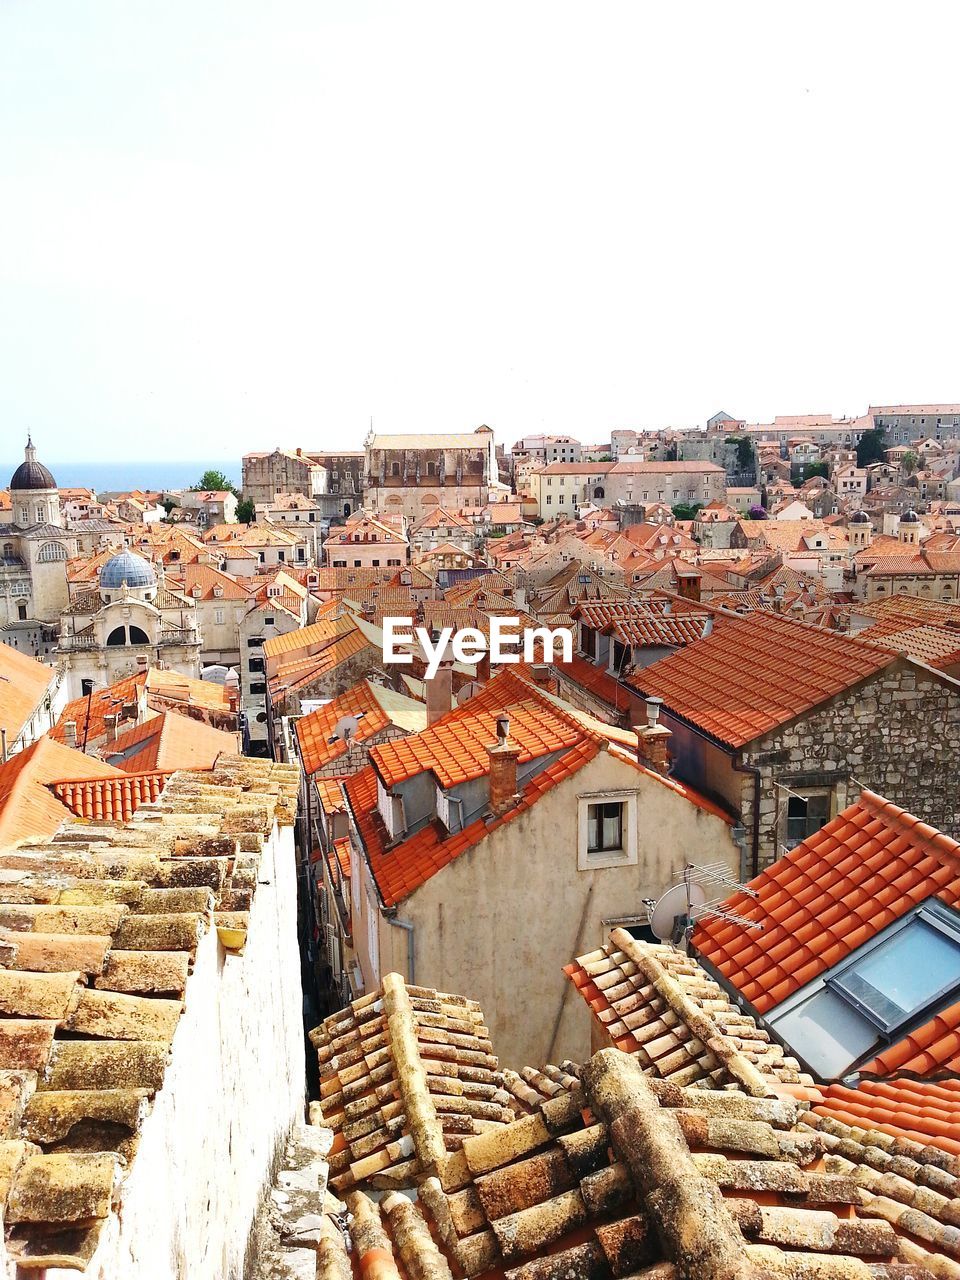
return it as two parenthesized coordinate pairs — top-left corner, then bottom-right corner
(786, 792), (830, 847)
(248, 656), (265, 672)
(587, 801), (623, 853)
(249, 681), (266, 694)
(214, 609), (225, 625)
(826, 904), (960, 1035)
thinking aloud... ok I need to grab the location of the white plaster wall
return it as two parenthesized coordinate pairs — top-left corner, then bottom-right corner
(47, 822), (306, 1280)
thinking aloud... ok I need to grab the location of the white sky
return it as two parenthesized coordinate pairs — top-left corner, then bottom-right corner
(2, 1), (959, 460)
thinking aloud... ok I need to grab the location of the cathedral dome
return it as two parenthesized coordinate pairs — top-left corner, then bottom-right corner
(900, 508), (920, 524)
(849, 510), (871, 524)
(10, 438), (56, 491)
(100, 550), (157, 590)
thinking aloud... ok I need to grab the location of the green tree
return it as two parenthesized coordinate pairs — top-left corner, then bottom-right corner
(796, 461), (829, 483)
(235, 496), (256, 524)
(671, 502), (703, 521)
(856, 428), (887, 467)
(900, 450), (919, 475)
(193, 469), (238, 493)
(161, 497), (178, 515)
(735, 436), (755, 472)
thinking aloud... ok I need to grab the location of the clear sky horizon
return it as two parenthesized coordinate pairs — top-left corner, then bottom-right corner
(2, 1), (959, 461)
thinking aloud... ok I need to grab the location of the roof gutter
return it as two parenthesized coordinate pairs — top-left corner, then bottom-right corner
(385, 914), (416, 985)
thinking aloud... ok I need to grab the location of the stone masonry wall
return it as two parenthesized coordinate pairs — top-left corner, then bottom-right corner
(743, 663), (960, 868)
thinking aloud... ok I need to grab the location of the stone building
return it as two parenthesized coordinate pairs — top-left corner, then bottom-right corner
(57, 549), (202, 700)
(627, 610), (960, 873)
(0, 438), (80, 625)
(363, 427), (500, 521)
(241, 447), (365, 514)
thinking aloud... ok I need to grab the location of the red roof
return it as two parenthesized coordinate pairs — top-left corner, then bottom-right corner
(346, 738), (600, 908)
(815, 1078), (960, 1156)
(49, 771), (170, 821)
(630, 613), (895, 747)
(695, 790), (960, 1015)
(370, 693), (583, 789)
(48, 673), (147, 747)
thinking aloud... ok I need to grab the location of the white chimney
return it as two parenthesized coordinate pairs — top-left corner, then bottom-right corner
(63, 720), (78, 749)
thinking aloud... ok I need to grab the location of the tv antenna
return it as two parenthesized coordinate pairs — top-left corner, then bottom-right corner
(646, 862), (762, 952)
(327, 713), (365, 745)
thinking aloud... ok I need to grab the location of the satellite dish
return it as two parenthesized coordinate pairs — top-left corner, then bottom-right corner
(328, 713), (365, 745)
(649, 881), (707, 944)
(456, 681), (482, 705)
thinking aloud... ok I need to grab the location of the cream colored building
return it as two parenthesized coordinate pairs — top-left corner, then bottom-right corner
(0, 439), (80, 625)
(340, 674), (740, 1067)
(57, 550), (202, 700)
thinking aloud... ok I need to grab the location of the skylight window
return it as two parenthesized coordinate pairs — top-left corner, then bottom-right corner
(825, 904), (960, 1035)
(767, 899), (960, 1079)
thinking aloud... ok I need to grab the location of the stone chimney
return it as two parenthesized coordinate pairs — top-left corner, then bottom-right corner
(63, 720), (78, 749)
(136, 654), (149, 671)
(104, 713), (120, 743)
(530, 663), (553, 690)
(426, 658), (453, 725)
(487, 715), (521, 817)
(772, 584), (785, 614)
(634, 697), (672, 774)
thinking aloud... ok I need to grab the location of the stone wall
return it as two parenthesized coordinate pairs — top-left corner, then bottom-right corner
(744, 662), (960, 867)
(77, 820), (305, 1280)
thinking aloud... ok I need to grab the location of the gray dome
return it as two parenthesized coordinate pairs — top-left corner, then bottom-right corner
(100, 550), (157, 590)
(10, 438), (56, 491)
(900, 508), (920, 524)
(849, 510), (871, 524)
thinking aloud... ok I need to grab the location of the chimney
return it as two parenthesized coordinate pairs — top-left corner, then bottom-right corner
(676, 572), (701, 603)
(486, 715), (521, 817)
(104, 713), (120, 743)
(772, 584), (785, 614)
(63, 720), (78, 749)
(136, 654), (148, 671)
(530, 663), (552, 689)
(426, 658), (453, 725)
(634, 697), (672, 774)
(122, 700), (138, 722)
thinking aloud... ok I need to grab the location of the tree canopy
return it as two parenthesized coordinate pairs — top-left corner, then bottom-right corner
(193, 469), (238, 494)
(856, 428), (887, 467)
(235, 496), (255, 524)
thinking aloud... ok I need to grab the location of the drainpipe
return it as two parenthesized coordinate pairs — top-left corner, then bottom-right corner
(386, 914), (415, 984)
(732, 756), (762, 879)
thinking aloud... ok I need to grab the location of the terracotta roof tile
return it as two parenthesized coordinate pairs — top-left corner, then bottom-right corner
(49, 771), (170, 822)
(631, 613), (896, 747)
(696, 790), (960, 1015)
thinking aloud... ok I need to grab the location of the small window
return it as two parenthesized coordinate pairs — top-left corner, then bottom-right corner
(587, 802), (623, 853)
(250, 681), (267, 694)
(785, 792), (830, 847)
(264, 616), (275, 626)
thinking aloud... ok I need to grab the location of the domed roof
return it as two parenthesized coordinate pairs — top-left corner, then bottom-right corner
(10, 437), (56, 491)
(901, 508), (920, 524)
(849, 509), (871, 524)
(100, 550), (157, 590)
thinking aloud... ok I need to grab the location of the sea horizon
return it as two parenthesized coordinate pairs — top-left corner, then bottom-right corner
(0, 458), (243, 493)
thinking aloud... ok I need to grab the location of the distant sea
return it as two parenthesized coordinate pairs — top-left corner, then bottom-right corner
(0, 459), (242, 494)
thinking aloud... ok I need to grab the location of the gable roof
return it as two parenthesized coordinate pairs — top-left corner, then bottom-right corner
(294, 680), (427, 775)
(48, 673), (147, 747)
(0, 642), (55, 745)
(103, 711), (237, 773)
(0, 737), (124, 846)
(695, 790), (960, 1018)
(629, 613), (896, 748)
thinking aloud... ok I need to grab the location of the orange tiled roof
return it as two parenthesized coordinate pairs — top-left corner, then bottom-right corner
(861, 999), (960, 1076)
(315, 777), (346, 815)
(631, 613), (896, 747)
(346, 737), (600, 907)
(369, 687), (584, 788)
(815, 1078), (960, 1156)
(49, 770), (170, 821)
(0, 737), (124, 846)
(48, 673), (147, 747)
(103, 711), (238, 773)
(270, 628), (374, 695)
(262, 613), (356, 659)
(329, 836), (351, 879)
(0, 643), (56, 745)
(295, 681), (391, 775)
(695, 790), (960, 1014)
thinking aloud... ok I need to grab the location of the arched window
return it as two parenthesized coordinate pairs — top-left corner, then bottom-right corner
(38, 542), (67, 562)
(593, 487), (605, 500)
(106, 626), (127, 646)
(129, 625), (149, 644)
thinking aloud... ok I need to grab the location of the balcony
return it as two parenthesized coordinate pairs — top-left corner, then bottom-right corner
(58, 633), (98, 652)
